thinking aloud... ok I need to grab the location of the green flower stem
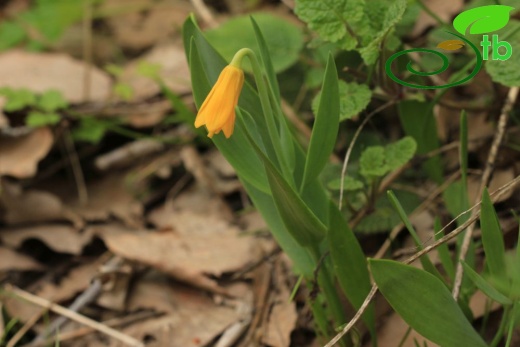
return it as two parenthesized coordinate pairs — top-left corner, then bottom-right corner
(231, 48), (294, 186)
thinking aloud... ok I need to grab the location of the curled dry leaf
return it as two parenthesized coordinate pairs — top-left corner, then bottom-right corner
(0, 246), (45, 272)
(0, 181), (80, 226)
(120, 43), (191, 102)
(0, 50), (111, 103)
(102, 0), (192, 50)
(0, 224), (93, 255)
(118, 275), (241, 347)
(0, 127), (53, 178)
(3, 259), (103, 324)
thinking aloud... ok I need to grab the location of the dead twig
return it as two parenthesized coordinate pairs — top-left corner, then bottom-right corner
(452, 86), (519, 300)
(2, 285), (144, 347)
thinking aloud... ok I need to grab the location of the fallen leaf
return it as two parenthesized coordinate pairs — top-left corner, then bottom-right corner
(57, 172), (143, 226)
(0, 181), (80, 226)
(3, 259), (102, 324)
(468, 169), (515, 203)
(0, 127), (53, 178)
(117, 274), (241, 347)
(102, 0), (192, 51)
(119, 42), (191, 102)
(0, 246), (45, 272)
(0, 50), (111, 103)
(95, 217), (255, 293)
(0, 224), (93, 255)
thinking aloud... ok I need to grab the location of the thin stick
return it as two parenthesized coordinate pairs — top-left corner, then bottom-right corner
(6, 311), (44, 347)
(452, 86), (519, 300)
(25, 311), (159, 347)
(2, 285), (144, 347)
(63, 129), (88, 205)
(323, 174), (520, 347)
(339, 100), (396, 210)
(189, 0), (218, 28)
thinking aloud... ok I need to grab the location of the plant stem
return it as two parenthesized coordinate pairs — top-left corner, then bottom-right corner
(232, 48), (294, 186)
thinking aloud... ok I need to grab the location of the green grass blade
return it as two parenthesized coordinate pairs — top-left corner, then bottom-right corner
(329, 203), (375, 335)
(387, 191), (443, 280)
(370, 259), (488, 347)
(434, 218), (455, 281)
(242, 115), (327, 246)
(480, 188), (507, 279)
(301, 53), (340, 190)
(461, 261), (512, 305)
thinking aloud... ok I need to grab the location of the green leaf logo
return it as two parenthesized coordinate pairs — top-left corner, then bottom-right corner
(453, 5), (514, 35)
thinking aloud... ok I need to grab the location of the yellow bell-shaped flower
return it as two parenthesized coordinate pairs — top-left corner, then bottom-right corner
(194, 65), (244, 138)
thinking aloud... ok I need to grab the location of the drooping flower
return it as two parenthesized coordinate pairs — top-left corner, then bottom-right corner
(194, 64), (244, 138)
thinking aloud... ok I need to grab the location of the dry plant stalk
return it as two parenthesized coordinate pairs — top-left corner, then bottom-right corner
(2, 285), (144, 347)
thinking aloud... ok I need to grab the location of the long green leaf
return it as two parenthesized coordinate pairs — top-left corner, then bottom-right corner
(387, 191), (442, 280)
(242, 116), (327, 246)
(461, 261), (512, 305)
(370, 259), (488, 347)
(329, 203), (375, 334)
(398, 100), (442, 183)
(434, 218), (455, 280)
(250, 16), (296, 177)
(480, 188), (507, 279)
(301, 53), (340, 190)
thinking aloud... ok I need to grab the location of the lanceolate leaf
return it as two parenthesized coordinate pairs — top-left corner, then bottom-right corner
(301, 53), (340, 190)
(329, 204), (374, 334)
(370, 259), (488, 347)
(453, 5), (514, 35)
(480, 188), (507, 279)
(243, 119), (327, 246)
(461, 261), (512, 305)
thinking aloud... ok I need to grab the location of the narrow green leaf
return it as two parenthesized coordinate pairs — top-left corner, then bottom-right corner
(460, 110), (468, 185)
(329, 203), (375, 334)
(398, 100), (442, 183)
(434, 218), (455, 280)
(480, 188), (507, 279)
(370, 259), (488, 347)
(242, 180), (315, 278)
(250, 16), (280, 99)
(301, 53), (340, 190)
(243, 119), (327, 246)
(251, 15), (296, 177)
(461, 261), (512, 305)
(387, 191), (442, 280)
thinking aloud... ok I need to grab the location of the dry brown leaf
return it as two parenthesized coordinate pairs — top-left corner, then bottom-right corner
(0, 246), (45, 272)
(58, 172), (143, 226)
(0, 50), (111, 103)
(468, 169), (515, 203)
(119, 42), (191, 102)
(95, 216), (254, 293)
(102, 0), (191, 51)
(412, 0), (464, 36)
(0, 181), (80, 226)
(371, 312), (439, 347)
(3, 259), (102, 324)
(0, 127), (53, 178)
(119, 274), (241, 347)
(0, 224), (93, 255)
